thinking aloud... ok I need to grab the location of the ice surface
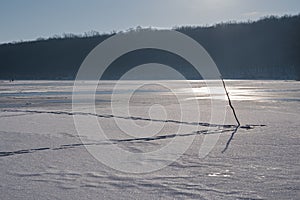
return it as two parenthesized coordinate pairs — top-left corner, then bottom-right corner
(0, 80), (299, 199)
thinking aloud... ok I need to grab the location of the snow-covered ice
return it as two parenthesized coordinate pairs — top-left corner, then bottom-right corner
(0, 80), (299, 199)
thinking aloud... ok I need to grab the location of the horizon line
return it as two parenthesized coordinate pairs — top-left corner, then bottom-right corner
(1, 13), (299, 45)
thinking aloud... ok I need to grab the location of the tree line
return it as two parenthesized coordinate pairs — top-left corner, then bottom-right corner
(0, 14), (299, 80)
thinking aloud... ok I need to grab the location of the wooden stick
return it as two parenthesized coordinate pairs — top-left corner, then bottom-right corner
(221, 77), (240, 153)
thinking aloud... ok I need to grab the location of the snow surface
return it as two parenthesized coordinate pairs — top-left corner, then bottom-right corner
(0, 80), (299, 199)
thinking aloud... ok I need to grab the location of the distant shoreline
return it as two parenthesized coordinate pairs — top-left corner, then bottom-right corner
(1, 14), (299, 81)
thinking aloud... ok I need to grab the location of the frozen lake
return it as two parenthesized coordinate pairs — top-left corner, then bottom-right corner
(0, 80), (299, 199)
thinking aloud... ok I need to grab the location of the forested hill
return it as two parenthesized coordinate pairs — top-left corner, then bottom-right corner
(0, 14), (299, 80)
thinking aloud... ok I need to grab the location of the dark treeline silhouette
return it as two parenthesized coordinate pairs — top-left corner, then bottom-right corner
(0, 14), (299, 80)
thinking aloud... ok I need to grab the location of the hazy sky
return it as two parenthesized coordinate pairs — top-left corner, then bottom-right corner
(0, 0), (299, 43)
